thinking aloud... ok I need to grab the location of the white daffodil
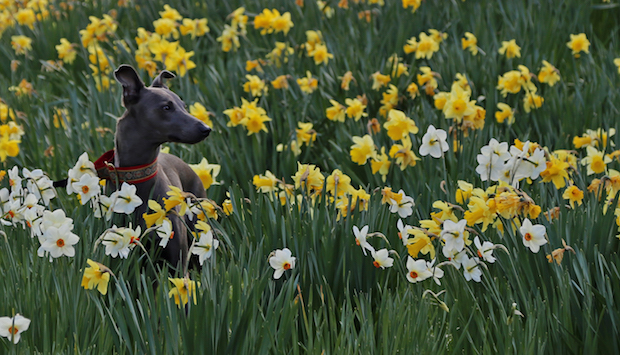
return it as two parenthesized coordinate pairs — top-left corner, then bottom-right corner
(388, 189), (414, 218)
(8, 166), (22, 195)
(474, 236), (496, 263)
(40, 224), (80, 258)
(156, 218), (174, 247)
(426, 259), (445, 285)
(442, 247), (467, 269)
(419, 124), (449, 158)
(353, 225), (374, 256)
(397, 219), (412, 246)
(480, 138), (511, 161)
(269, 248), (296, 279)
(72, 173), (101, 205)
(371, 248), (394, 269)
(440, 219), (468, 253)
(110, 182), (143, 214)
(192, 229), (220, 265)
(102, 226), (139, 259)
(0, 314), (31, 344)
(462, 256), (482, 282)
(520, 218), (547, 253)
(476, 152), (505, 182)
(66, 152), (97, 195)
(92, 194), (113, 220)
(406, 256), (433, 283)
(23, 168), (56, 206)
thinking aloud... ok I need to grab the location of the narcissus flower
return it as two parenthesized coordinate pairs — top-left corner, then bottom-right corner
(243, 75), (267, 97)
(81, 259), (112, 295)
(415, 32), (440, 60)
(581, 146), (611, 175)
(110, 182), (143, 214)
(461, 32), (478, 55)
(269, 248), (296, 279)
(350, 135), (376, 165)
(406, 257), (432, 283)
(11, 35), (32, 55)
(297, 71), (318, 94)
(495, 103), (515, 124)
(383, 109), (418, 141)
(192, 229), (219, 265)
(189, 102), (213, 128)
(371, 249), (394, 269)
(419, 125), (449, 158)
(340, 71), (354, 90)
(441, 219), (468, 253)
(0, 314), (31, 344)
(345, 98), (367, 121)
(615, 58), (620, 74)
(326, 100), (346, 122)
(562, 185), (584, 208)
(353, 225), (374, 256)
(474, 236), (496, 263)
(537, 60), (560, 86)
(567, 33), (590, 58)
(462, 256), (482, 282)
(498, 39), (521, 59)
(523, 91), (544, 113)
(168, 277), (200, 307)
(520, 218), (547, 253)
(189, 158), (221, 190)
(271, 75), (289, 89)
(370, 72), (391, 90)
(309, 43), (333, 65)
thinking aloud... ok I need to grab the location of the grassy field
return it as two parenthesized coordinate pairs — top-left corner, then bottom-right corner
(1, 0), (620, 353)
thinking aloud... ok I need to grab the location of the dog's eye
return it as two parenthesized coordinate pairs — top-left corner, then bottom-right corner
(162, 105), (171, 111)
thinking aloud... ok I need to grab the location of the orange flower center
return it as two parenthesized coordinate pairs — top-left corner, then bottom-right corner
(373, 261), (380, 268)
(355, 239), (360, 246)
(524, 233), (532, 241)
(8, 326), (18, 335)
(56, 238), (65, 247)
(82, 185), (90, 194)
(477, 250), (483, 258)
(409, 271), (418, 279)
(283, 262), (291, 270)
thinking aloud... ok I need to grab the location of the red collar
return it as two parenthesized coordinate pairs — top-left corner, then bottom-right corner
(94, 150), (158, 184)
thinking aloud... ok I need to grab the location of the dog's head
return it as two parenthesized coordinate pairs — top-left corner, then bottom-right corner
(114, 65), (211, 145)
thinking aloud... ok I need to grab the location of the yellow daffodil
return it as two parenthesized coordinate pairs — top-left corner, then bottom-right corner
(81, 259), (112, 295)
(567, 33), (590, 58)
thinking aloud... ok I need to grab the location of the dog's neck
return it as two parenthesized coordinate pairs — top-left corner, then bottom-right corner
(114, 115), (160, 168)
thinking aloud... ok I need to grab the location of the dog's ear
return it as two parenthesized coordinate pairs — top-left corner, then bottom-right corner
(151, 70), (175, 89)
(114, 65), (145, 106)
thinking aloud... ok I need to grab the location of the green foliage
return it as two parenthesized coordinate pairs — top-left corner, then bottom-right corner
(0, 0), (619, 353)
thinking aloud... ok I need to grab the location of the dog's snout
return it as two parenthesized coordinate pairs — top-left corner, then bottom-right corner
(200, 125), (212, 137)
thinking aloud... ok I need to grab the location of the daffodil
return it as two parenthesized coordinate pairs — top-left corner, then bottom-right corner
(0, 314), (31, 344)
(11, 35), (32, 55)
(192, 230), (219, 265)
(110, 182), (143, 214)
(461, 32), (478, 55)
(81, 259), (112, 295)
(538, 60), (560, 86)
(495, 103), (515, 124)
(383, 109), (418, 141)
(350, 135), (376, 165)
(345, 98), (367, 121)
(189, 102), (213, 128)
(520, 218), (547, 253)
(297, 71), (318, 94)
(326, 100), (346, 122)
(462, 256), (482, 282)
(269, 248), (296, 279)
(581, 146), (611, 175)
(371, 249), (394, 269)
(419, 125), (449, 158)
(562, 185), (584, 208)
(189, 158), (221, 190)
(406, 257), (433, 283)
(168, 277), (200, 307)
(498, 39), (521, 59)
(567, 33), (590, 58)
(353, 225), (374, 256)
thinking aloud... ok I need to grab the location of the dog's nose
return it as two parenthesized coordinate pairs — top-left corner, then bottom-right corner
(200, 125), (212, 137)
